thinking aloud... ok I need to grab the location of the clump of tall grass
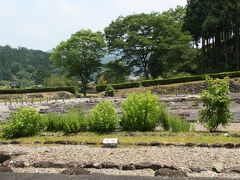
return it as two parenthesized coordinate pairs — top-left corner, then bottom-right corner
(168, 115), (191, 132)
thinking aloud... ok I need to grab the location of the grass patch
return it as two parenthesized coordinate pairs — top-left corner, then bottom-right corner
(1, 131), (240, 145)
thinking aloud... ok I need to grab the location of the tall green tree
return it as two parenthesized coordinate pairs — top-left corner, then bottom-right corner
(102, 60), (131, 84)
(50, 30), (105, 96)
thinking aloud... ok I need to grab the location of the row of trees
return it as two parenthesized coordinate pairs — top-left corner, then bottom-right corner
(51, 7), (198, 96)
(183, 0), (240, 72)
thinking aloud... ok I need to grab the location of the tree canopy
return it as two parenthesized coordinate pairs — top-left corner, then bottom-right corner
(50, 29), (106, 96)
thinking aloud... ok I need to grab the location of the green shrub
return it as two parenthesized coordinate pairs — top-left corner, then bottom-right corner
(199, 76), (232, 132)
(105, 85), (115, 97)
(88, 100), (118, 133)
(62, 110), (87, 134)
(1, 107), (41, 138)
(168, 115), (191, 132)
(41, 108), (65, 132)
(157, 102), (170, 131)
(120, 91), (159, 131)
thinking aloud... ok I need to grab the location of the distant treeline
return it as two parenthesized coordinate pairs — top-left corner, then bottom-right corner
(0, 45), (57, 87)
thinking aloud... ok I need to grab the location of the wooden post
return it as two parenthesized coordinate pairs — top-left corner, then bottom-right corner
(31, 98), (33, 104)
(55, 97), (57, 103)
(176, 91), (178, 97)
(21, 99), (23, 105)
(16, 99), (18, 104)
(47, 97), (48, 104)
(10, 99), (12, 106)
(4, 99), (6, 106)
(25, 98), (27, 104)
(40, 98), (42, 104)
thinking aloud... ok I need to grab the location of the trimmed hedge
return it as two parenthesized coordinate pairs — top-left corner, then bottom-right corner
(0, 86), (76, 94)
(96, 71), (240, 92)
(96, 82), (140, 92)
(142, 71), (240, 87)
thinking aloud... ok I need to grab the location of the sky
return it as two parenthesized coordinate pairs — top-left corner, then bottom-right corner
(0, 0), (187, 51)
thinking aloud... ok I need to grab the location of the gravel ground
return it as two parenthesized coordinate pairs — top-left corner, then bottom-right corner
(1, 145), (240, 178)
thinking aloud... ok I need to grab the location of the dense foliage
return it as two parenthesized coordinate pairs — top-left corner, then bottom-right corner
(183, 0), (240, 73)
(1, 107), (41, 138)
(0, 45), (55, 87)
(120, 92), (159, 131)
(105, 7), (198, 79)
(50, 30), (105, 96)
(88, 100), (118, 133)
(199, 77), (232, 132)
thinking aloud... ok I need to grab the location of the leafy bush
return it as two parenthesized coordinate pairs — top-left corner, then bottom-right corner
(120, 92), (159, 131)
(199, 76), (232, 132)
(168, 115), (191, 132)
(157, 102), (170, 131)
(88, 100), (118, 133)
(62, 110), (87, 134)
(1, 107), (41, 138)
(105, 85), (115, 97)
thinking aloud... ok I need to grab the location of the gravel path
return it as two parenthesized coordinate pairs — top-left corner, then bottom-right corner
(1, 145), (240, 178)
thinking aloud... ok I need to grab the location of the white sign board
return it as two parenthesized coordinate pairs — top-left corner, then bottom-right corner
(102, 138), (119, 148)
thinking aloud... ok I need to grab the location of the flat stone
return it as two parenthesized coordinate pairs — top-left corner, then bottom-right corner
(102, 138), (118, 148)
(13, 161), (27, 168)
(0, 166), (13, 172)
(33, 161), (53, 168)
(102, 162), (122, 170)
(61, 168), (90, 175)
(122, 164), (136, 170)
(135, 142), (149, 146)
(212, 162), (224, 173)
(135, 162), (153, 169)
(185, 143), (196, 147)
(223, 143), (235, 148)
(197, 143), (209, 147)
(52, 161), (66, 168)
(149, 141), (164, 146)
(67, 161), (79, 168)
(0, 151), (11, 163)
(211, 143), (223, 148)
(83, 162), (102, 169)
(10, 141), (20, 144)
(155, 168), (187, 177)
(227, 166), (240, 173)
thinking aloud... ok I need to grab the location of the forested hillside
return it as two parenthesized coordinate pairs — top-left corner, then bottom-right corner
(0, 45), (57, 87)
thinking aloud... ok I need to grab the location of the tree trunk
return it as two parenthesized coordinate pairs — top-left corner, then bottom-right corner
(224, 31), (228, 68)
(201, 37), (205, 73)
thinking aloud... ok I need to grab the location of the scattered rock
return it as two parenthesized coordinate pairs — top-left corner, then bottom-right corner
(197, 143), (209, 147)
(155, 168), (187, 177)
(43, 141), (55, 144)
(227, 166), (240, 173)
(0, 151), (11, 163)
(86, 142), (98, 145)
(223, 143), (235, 148)
(165, 143), (176, 146)
(55, 141), (68, 145)
(135, 162), (153, 169)
(61, 168), (90, 175)
(34, 141), (41, 144)
(122, 143), (133, 146)
(10, 141), (20, 144)
(236, 144), (240, 148)
(122, 164), (136, 170)
(211, 143), (223, 148)
(212, 162), (224, 173)
(13, 161), (27, 168)
(0, 166), (13, 172)
(0, 142), (9, 145)
(149, 141), (164, 146)
(32, 161), (53, 168)
(185, 143), (195, 147)
(135, 142), (149, 146)
(67, 161), (79, 168)
(52, 161), (66, 168)
(83, 162), (102, 169)
(101, 162), (122, 170)
(190, 166), (206, 173)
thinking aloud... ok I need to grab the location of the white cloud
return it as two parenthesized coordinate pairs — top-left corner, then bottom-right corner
(0, 0), (16, 16)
